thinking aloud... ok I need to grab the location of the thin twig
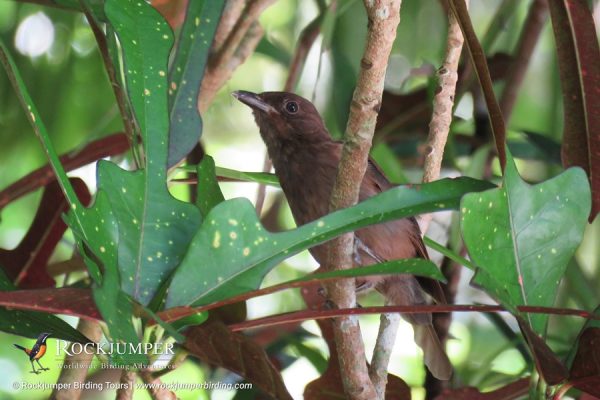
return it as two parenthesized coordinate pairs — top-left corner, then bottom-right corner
(139, 371), (177, 400)
(198, 0), (274, 112)
(325, 1), (402, 399)
(115, 370), (135, 400)
(420, 0), (467, 231)
(369, 305), (400, 399)
(51, 319), (103, 400)
(499, 0), (548, 122)
(419, 6), (467, 396)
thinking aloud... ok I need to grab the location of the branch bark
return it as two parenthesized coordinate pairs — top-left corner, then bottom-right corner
(420, 0), (467, 231)
(420, 4), (467, 396)
(369, 306), (400, 398)
(115, 370), (136, 400)
(325, 1), (402, 399)
(139, 371), (177, 399)
(198, 0), (275, 112)
(51, 320), (103, 400)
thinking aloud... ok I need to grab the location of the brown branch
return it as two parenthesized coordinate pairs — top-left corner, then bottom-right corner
(284, 10), (325, 92)
(419, 4), (467, 396)
(198, 0), (275, 112)
(51, 319), (103, 400)
(115, 370), (135, 400)
(369, 308), (400, 399)
(498, 0), (548, 122)
(421, 0), (467, 197)
(212, 0), (247, 51)
(325, 1), (402, 399)
(139, 371), (177, 400)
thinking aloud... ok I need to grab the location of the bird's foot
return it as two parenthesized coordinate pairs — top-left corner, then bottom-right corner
(40, 367), (49, 371)
(30, 370), (40, 375)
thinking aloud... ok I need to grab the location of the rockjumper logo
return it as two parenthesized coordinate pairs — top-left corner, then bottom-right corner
(13, 332), (51, 374)
(57, 340), (175, 357)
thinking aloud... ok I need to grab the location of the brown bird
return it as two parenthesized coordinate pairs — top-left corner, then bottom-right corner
(233, 90), (452, 380)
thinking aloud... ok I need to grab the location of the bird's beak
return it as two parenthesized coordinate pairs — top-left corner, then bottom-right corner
(232, 90), (276, 114)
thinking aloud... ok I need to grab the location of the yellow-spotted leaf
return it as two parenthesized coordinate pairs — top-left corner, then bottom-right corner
(461, 149), (591, 334)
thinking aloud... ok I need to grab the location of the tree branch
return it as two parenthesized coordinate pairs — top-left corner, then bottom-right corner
(115, 370), (135, 400)
(369, 307), (400, 398)
(420, 0), (467, 231)
(325, 1), (402, 399)
(198, 0), (275, 112)
(51, 319), (103, 400)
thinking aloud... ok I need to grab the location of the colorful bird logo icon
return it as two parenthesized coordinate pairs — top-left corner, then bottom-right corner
(13, 332), (51, 374)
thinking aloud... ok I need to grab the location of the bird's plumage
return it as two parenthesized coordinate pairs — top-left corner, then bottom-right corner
(234, 90), (451, 380)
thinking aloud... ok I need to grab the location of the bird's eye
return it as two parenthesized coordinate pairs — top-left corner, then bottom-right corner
(285, 101), (299, 114)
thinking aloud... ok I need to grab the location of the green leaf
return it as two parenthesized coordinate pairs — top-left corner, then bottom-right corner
(196, 156), (225, 217)
(255, 37), (291, 66)
(288, 259), (445, 284)
(167, 0), (225, 167)
(0, 40), (144, 366)
(166, 177), (493, 307)
(104, 0), (201, 305)
(179, 164), (280, 186)
(0, 269), (90, 343)
(461, 149), (591, 334)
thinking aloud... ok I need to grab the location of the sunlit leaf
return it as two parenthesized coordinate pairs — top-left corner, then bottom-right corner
(104, 0), (201, 305)
(461, 148), (590, 334)
(167, 177), (493, 308)
(167, 0), (225, 167)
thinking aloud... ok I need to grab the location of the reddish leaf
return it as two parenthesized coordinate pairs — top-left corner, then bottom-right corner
(0, 178), (91, 288)
(185, 319), (293, 400)
(548, 0), (600, 222)
(0, 133), (128, 210)
(152, 0), (188, 29)
(434, 377), (529, 400)
(0, 288), (100, 320)
(580, 394), (600, 400)
(569, 327), (600, 396)
(518, 318), (568, 385)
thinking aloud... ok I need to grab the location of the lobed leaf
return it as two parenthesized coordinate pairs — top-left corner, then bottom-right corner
(461, 148), (590, 334)
(0, 39), (144, 365)
(166, 177), (493, 308)
(104, 0), (201, 305)
(167, 0), (225, 167)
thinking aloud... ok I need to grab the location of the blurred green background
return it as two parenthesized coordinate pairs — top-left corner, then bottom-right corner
(0, 0), (598, 399)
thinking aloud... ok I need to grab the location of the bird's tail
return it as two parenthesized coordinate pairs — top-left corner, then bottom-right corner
(13, 344), (26, 351)
(413, 324), (452, 380)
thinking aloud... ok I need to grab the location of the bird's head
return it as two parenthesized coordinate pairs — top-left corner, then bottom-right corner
(233, 91), (330, 148)
(38, 333), (51, 342)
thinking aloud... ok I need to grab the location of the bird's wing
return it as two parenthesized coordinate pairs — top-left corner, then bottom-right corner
(360, 158), (447, 304)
